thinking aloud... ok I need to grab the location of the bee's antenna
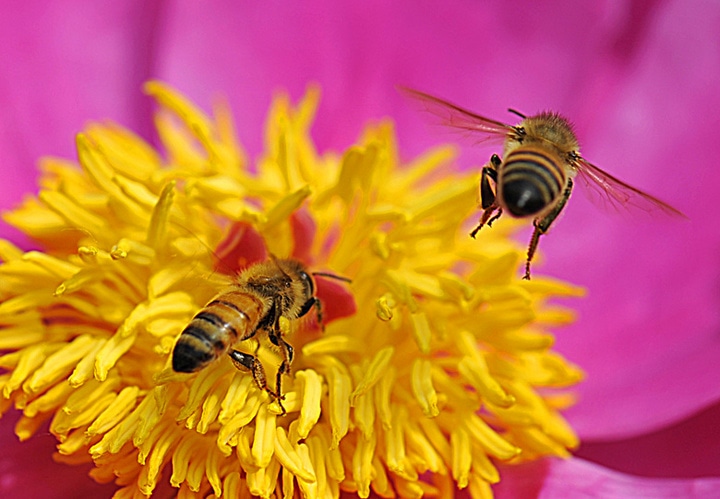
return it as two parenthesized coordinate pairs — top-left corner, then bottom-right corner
(508, 108), (526, 119)
(312, 272), (352, 284)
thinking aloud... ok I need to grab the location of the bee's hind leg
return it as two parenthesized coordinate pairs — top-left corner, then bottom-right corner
(228, 349), (281, 410)
(524, 178), (573, 280)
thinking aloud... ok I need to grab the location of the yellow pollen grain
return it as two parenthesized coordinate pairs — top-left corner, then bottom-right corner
(177, 364), (230, 421)
(251, 404), (277, 468)
(62, 376), (119, 417)
(302, 334), (363, 356)
(170, 434), (195, 487)
(350, 346), (393, 405)
(262, 185), (311, 230)
(196, 374), (229, 434)
(458, 355), (515, 408)
(470, 448), (501, 484)
(68, 340), (105, 387)
(144, 81), (215, 150)
(185, 446), (209, 492)
(293, 445), (318, 498)
(234, 426), (257, 474)
(462, 412), (520, 460)
(27, 335), (100, 393)
(450, 426), (472, 489)
(370, 456), (392, 497)
(411, 358), (440, 417)
(218, 392), (262, 451)
(56, 427), (89, 455)
(221, 472), (242, 499)
(0, 239), (23, 261)
(86, 385), (140, 436)
(328, 364), (351, 448)
(0, 290), (55, 315)
(205, 445), (224, 497)
(353, 432), (376, 498)
(295, 369), (323, 439)
(38, 190), (107, 236)
(75, 136), (150, 227)
(274, 426), (316, 482)
(405, 419), (445, 474)
(111, 172), (160, 210)
(21, 381), (72, 418)
(147, 181), (175, 250)
(350, 367), (375, 440)
(94, 332), (137, 381)
(385, 405), (409, 475)
(375, 294), (396, 321)
(0, 326), (44, 351)
(394, 475), (425, 499)
(218, 373), (253, 423)
(409, 312), (432, 354)
(21, 251), (79, 279)
(2, 344), (55, 397)
(374, 365), (395, 430)
(304, 438), (326, 499)
(468, 473), (495, 499)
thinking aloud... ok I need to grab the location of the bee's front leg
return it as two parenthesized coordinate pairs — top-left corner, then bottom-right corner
(470, 154), (503, 238)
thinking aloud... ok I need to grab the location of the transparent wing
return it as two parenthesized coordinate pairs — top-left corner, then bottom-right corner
(398, 87), (514, 145)
(575, 157), (686, 218)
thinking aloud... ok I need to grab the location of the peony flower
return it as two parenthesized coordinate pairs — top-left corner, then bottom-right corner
(2, 1), (719, 496)
(0, 83), (585, 497)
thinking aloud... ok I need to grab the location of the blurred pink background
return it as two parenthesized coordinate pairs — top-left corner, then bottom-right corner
(1, 1), (719, 496)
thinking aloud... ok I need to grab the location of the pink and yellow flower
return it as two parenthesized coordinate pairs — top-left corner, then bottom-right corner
(2, 1), (720, 496)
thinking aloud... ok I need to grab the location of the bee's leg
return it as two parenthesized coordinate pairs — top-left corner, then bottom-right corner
(470, 155), (502, 238)
(268, 324), (294, 416)
(228, 349), (275, 401)
(524, 178), (573, 280)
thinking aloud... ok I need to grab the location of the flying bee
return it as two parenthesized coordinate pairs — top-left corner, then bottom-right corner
(400, 87), (685, 279)
(172, 256), (350, 414)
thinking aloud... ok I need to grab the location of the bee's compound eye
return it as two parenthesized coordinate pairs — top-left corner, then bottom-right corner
(503, 180), (546, 217)
(298, 270), (314, 295)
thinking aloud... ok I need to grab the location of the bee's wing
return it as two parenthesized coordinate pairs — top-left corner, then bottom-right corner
(574, 157), (686, 218)
(398, 87), (514, 144)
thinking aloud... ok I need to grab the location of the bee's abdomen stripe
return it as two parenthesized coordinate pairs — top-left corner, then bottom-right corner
(503, 149), (565, 197)
(181, 323), (226, 352)
(211, 299), (243, 314)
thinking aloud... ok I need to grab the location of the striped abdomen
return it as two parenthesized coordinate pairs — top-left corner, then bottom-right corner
(499, 146), (567, 217)
(172, 291), (265, 373)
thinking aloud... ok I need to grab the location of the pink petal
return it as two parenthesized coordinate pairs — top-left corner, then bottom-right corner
(576, 400), (720, 478)
(0, 410), (116, 498)
(496, 457), (720, 498)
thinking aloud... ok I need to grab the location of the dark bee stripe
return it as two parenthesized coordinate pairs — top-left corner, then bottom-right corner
(184, 321), (227, 351)
(500, 147), (566, 217)
(172, 327), (216, 373)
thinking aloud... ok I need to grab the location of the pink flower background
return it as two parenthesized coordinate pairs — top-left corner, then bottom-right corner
(1, 1), (719, 497)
